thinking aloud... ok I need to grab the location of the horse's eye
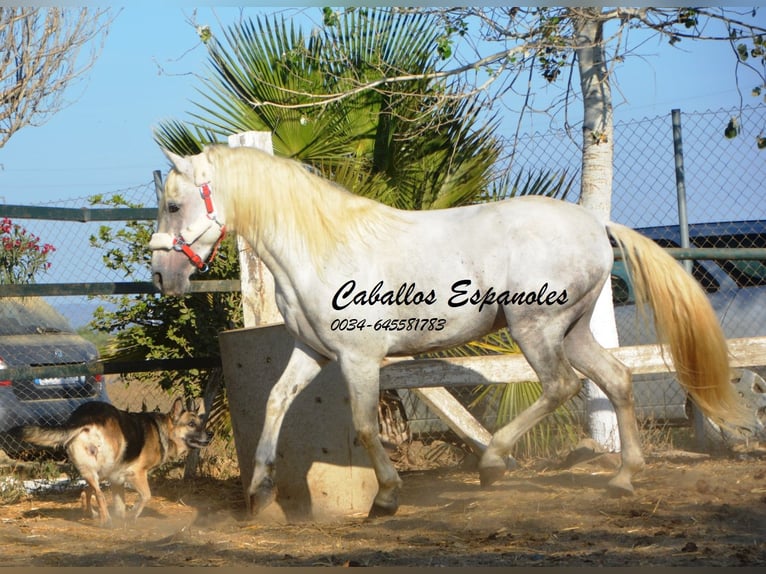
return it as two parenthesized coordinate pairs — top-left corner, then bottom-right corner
(168, 203), (180, 214)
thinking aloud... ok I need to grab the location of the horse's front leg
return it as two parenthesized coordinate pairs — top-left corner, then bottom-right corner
(248, 341), (326, 516)
(339, 355), (403, 518)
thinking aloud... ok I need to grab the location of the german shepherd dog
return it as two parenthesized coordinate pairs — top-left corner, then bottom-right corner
(17, 398), (210, 526)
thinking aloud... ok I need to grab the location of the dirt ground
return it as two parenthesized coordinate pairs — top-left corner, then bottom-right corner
(1, 444), (764, 568)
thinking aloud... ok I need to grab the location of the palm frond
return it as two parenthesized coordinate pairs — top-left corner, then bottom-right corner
(153, 120), (217, 156)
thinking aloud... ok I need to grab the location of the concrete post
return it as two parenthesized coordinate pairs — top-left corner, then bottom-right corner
(219, 324), (377, 522)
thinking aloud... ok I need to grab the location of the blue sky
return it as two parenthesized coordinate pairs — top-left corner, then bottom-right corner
(0, 4), (763, 206)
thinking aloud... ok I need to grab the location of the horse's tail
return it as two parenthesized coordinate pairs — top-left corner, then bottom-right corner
(606, 222), (749, 428)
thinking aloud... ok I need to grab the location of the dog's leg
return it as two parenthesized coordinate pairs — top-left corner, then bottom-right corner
(82, 474), (111, 527)
(112, 482), (127, 521)
(80, 485), (97, 519)
(127, 472), (151, 521)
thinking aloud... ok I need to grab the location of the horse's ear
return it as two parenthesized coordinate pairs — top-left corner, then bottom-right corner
(161, 148), (193, 178)
(192, 145), (216, 185)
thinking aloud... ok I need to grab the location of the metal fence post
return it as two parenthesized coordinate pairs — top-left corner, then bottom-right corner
(671, 108), (707, 450)
(671, 109), (692, 275)
(153, 169), (163, 201)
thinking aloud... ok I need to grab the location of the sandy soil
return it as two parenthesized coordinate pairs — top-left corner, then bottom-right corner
(1, 445), (764, 567)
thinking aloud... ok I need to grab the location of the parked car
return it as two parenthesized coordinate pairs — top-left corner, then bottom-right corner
(0, 297), (108, 458)
(611, 220), (766, 438)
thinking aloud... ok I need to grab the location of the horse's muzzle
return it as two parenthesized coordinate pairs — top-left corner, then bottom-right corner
(151, 270), (189, 297)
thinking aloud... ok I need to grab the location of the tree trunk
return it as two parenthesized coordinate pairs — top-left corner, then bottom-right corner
(573, 10), (620, 451)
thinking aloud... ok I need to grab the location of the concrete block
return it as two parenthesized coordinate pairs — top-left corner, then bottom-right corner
(219, 324), (377, 522)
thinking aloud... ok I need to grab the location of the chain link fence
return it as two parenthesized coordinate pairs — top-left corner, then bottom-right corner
(610, 106), (766, 447)
(1, 105), (765, 464)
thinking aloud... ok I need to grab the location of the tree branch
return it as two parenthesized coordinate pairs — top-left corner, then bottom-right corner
(0, 7), (113, 147)
(244, 44), (533, 111)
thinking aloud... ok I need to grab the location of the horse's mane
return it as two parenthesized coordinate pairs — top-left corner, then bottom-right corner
(204, 145), (403, 265)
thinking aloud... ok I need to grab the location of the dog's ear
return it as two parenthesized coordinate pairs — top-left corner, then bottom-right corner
(170, 397), (184, 420)
(194, 397), (206, 417)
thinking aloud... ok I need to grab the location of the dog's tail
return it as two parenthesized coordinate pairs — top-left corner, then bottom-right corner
(17, 425), (80, 449)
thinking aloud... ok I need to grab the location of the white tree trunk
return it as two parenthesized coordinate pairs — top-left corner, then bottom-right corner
(574, 12), (621, 451)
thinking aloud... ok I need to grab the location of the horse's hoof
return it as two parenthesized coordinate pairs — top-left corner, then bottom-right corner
(249, 480), (277, 517)
(367, 501), (398, 519)
(606, 477), (635, 498)
(479, 464), (507, 488)
(249, 491), (276, 516)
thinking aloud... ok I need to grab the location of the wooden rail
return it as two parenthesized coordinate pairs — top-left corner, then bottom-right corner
(378, 336), (766, 389)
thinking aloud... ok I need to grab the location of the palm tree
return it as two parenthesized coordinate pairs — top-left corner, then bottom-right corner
(155, 7), (502, 209)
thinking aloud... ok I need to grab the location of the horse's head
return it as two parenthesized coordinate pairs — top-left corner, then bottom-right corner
(150, 148), (227, 296)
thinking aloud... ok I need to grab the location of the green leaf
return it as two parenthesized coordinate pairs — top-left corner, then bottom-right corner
(737, 43), (749, 61)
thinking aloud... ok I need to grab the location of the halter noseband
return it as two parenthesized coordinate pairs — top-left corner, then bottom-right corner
(150, 182), (226, 273)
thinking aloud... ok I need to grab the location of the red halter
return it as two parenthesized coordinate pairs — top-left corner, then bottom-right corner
(172, 183), (226, 272)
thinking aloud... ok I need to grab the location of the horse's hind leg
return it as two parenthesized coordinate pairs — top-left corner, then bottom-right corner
(248, 341), (326, 516)
(338, 354), (402, 517)
(479, 333), (583, 487)
(564, 316), (645, 495)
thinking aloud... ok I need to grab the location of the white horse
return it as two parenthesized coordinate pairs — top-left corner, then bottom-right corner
(150, 145), (746, 518)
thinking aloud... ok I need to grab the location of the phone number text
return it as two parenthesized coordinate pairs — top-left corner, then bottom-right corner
(330, 317), (446, 332)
